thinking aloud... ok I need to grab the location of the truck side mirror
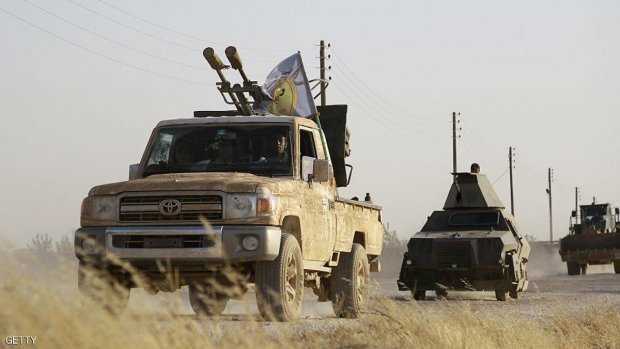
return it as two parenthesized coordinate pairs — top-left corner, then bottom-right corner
(571, 210), (576, 218)
(313, 159), (330, 183)
(129, 164), (140, 180)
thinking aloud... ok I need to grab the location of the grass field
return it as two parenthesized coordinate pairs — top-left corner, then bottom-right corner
(1, 249), (618, 349)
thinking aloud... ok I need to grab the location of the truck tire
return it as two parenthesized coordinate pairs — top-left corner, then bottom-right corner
(509, 288), (519, 299)
(495, 289), (508, 301)
(412, 290), (426, 300)
(78, 262), (130, 314)
(567, 261), (580, 275)
(579, 264), (588, 275)
(255, 233), (304, 321)
(188, 284), (229, 316)
(614, 260), (620, 274)
(435, 287), (448, 299)
(331, 243), (369, 318)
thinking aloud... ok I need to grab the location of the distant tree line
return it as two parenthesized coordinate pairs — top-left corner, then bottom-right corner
(27, 233), (73, 254)
(383, 223), (407, 249)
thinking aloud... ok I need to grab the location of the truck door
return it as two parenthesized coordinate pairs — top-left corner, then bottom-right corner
(299, 127), (334, 262)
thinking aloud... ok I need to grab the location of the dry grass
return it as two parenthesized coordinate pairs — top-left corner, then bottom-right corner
(1, 250), (618, 349)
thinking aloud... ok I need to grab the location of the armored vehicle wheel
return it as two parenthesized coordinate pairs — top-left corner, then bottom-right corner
(412, 290), (426, 300)
(509, 288), (518, 299)
(435, 287), (448, 299)
(567, 261), (580, 275)
(78, 262), (130, 314)
(188, 284), (229, 316)
(255, 233), (304, 321)
(495, 289), (508, 301)
(332, 243), (369, 318)
(579, 264), (588, 275)
(615, 260), (620, 274)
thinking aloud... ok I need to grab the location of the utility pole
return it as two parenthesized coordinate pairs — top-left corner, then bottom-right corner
(575, 187), (579, 224)
(319, 40), (327, 107)
(452, 112), (458, 181)
(546, 168), (554, 242)
(509, 146), (515, 216)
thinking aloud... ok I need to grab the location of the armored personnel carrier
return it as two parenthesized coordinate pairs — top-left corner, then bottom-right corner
(397, 172), (530, 301)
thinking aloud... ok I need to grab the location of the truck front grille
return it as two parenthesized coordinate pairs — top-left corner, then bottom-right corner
(436, 241), (472, 268)
(119, 195), (222, 222)
(111, 235), (215, 248)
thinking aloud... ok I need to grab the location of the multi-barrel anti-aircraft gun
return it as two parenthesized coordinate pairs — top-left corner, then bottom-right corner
(202, 46), (261, 116)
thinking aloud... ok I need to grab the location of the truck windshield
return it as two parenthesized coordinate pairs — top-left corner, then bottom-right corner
(142, 124), (292, 177)
(581, 206), (607, 229)
(448, 212), (499, 226)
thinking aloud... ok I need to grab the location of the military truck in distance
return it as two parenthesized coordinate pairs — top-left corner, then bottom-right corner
(397, 172), (530, 301)
(559, 203), (620, 275)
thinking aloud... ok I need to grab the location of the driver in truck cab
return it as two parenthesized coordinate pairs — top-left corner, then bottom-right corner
(258, 133), (290, 163)
(209, 129), (238, 164)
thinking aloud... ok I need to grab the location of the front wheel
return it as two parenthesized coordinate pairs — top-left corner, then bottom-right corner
(255, 233), (304, 321)
(78, 262), (130, 314)
(567, 261), (580, 275)
(188, 284), (229, 316)
(331, 243), (370, 318)
(495, 289), (508, 301)
(509, 288), (518, 299)
(435, 287), (448, 299)
(412, 290), (426, 301)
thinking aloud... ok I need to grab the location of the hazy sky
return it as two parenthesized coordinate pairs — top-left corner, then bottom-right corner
(1, 0), (619, 247)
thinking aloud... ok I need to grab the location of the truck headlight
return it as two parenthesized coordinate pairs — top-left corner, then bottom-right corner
(81, 238), (97, 253)
(81, 195), (117, 221)
(226, 194), (256, 219)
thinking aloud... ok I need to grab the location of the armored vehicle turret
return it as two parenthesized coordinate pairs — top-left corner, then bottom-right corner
(397, 172), (530, 301)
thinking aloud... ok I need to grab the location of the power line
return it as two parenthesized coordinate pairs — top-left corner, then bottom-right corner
(23, 0), (208, 71)
(66, 0), (196, 51)
(460, 128), (504, 164)
(331, 73), (440, 136)
(492, 167), (509, 185)
(95, 0), (294, 52)
(0, 6), (208, 86)
(459, 134), (502, 171)
(330, 48), (445, 124)
(459, 121), (503, 160)
(331, 83), (426, 140)
(330, 68), (441, 133)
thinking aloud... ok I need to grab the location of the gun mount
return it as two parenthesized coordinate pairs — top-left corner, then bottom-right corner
(202, 46), (259, 116)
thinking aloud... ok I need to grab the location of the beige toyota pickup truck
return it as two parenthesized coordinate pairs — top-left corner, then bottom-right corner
(75, 108), (382, 321)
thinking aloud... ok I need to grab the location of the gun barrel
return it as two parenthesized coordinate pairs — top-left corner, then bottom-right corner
(225, 46), (243, 70)
(203, 47), (226, 70)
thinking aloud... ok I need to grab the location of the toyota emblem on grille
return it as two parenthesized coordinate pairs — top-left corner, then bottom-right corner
(159, 199), (182, 216)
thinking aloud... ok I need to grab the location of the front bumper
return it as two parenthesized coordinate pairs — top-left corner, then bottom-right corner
(75, 225), (281, 264)
(398, 266), (506, 291)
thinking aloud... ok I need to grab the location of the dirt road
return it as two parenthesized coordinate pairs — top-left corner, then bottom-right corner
(123, 249), (620, 327)
(7, 244), (620, 327)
